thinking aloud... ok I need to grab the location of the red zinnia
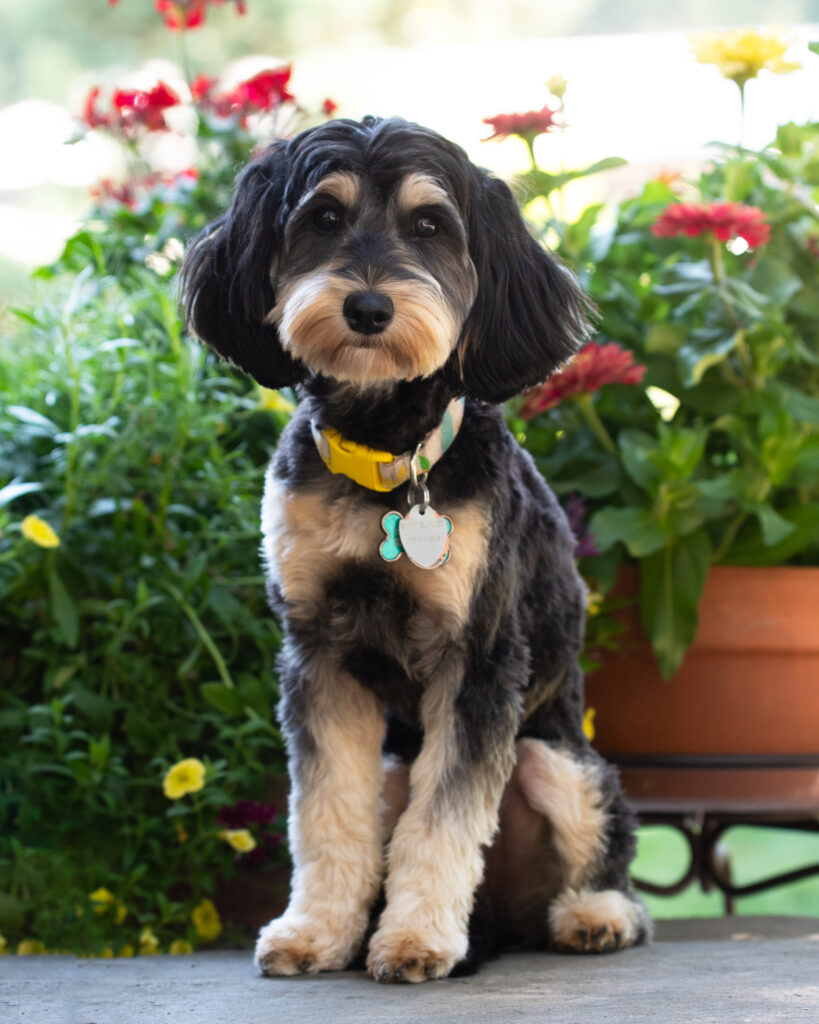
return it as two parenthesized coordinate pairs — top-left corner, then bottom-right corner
(322, 97), (339, 117)
(154, 0), (246, 31)
(234, 67), (295, 111)
(193, 67), (295, 125)
(652, 201), (771, 249)
(519, 342), (647, 419)
(112, 81), (181, 132)
(483, 105), (561, 142)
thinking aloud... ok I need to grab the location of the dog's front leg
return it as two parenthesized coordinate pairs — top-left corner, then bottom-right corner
(256, 655), (385, 976)
(367, 659), (520, 983)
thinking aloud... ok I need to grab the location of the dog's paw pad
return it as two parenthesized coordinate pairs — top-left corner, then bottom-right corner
(549, 889), (644, 954)
(367, 933), (458, 983)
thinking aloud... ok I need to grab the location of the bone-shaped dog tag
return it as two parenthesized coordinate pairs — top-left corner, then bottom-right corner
(379, 505), (452, 570)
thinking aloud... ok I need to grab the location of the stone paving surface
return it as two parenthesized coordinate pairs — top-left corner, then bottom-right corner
(2, 918), (819, 1024)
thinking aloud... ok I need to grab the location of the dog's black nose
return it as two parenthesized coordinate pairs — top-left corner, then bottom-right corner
(343, 291), (394, 335)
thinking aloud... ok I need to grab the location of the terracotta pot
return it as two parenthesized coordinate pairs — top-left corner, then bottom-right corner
(585, 566), (819, 757)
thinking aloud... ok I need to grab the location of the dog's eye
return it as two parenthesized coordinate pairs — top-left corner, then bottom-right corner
(413, 215), (440, 239)
(313, 207), (343, 233)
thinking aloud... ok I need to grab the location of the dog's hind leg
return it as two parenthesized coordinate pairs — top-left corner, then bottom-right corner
(255, 653), (385, 976)
(512, 736), (651, 953)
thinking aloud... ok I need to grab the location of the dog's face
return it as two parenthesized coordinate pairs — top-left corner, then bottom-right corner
(182, 117), (590, 402)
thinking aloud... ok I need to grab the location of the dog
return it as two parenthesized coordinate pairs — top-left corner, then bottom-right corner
(181, 115), (649, 983)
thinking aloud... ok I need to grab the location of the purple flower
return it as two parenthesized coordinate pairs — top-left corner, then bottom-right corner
(564, 494), (600, 559)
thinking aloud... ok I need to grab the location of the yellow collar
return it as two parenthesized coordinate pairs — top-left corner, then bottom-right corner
(310, 397), (465, 492)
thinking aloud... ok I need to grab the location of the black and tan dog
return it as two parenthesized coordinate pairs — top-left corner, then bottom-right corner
(181, 115), (649, 983)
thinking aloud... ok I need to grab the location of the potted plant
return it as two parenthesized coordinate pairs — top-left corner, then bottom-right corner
(497, 33), (819, 755)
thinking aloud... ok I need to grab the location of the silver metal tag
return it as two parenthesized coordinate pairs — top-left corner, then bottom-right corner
(379, 504), (452, 570)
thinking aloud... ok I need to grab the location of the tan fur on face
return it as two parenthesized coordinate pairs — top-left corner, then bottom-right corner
(256, 664), (385, 975)
(273, 269), (459, 384)
(300, 171), (360, 210)
(395, 173), (453, 214)
(515, 739), (605, 889)
(549, 888), (649, 953)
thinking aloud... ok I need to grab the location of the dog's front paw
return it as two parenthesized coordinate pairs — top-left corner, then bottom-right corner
(549, 888), (648, 953)
(366, 928), (464, 983)
(255, 912), (362, 976)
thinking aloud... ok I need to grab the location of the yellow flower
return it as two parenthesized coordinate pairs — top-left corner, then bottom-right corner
(546, 73), (568, 101)
(114, 902), (127, 925)
(689, 27), (801, 89)
(0, 932), (7, 954)
(192, 898), (222, 941)
(169, 939), (194, 954)
(99, 947), (115, 959)
(585, 590), (603, 617)
(17, 939), (47, 955)
(118, 944), (135, 958)
(162, 757), (206, 799)
(258, 387), (296, 414)
(218, 828), (257, 853)
(583, 707), (597, 742)
(21, 514), (60, 548)
(89, 887), (115, 914)
(139, 927), (160, 955)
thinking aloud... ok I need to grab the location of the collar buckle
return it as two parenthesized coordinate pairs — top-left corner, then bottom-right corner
(321, 427), (396, 492)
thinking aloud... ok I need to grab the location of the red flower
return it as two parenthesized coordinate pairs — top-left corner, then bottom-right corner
(234, 67), (295, 110)
(154, 0), (246, 31)
(322, 97), (339, 117)
(193, 66), (295, 125)
(519, 342), (647, 419)
(112, 81), (181, 132)
(652, 201), (771, 249)
(483, 105), (561, 142)
(82, 87), (111, 130)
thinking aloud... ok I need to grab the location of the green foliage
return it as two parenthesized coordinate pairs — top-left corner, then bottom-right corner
(518, 120), (819, 678)
(0, 17), (319, 957)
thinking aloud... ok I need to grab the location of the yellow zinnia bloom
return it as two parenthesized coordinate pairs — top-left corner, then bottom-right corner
(169, 939), (194, 954)
(89, 887), (115, 914)
(162, 758), (206, 800)
(139, 927), (160, 955)
(689, 27), (800, 89)
(114, 902), (127, 924)
(0, 932), (7, 954)
(17, 939), (47, 955)
(118, 944), (135, 958)
(218, 828), (257, 853)
(21, 514), (60, 548)
(192, 898), (222, 941)
(583, 707), (597, 742)
(258, 387), (296, 414)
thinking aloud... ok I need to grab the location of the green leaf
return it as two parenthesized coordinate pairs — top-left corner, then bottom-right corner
(48, 567), (79, 648)
(640, 529), (711, 679)
(645, 323), (685, 355)
(618, 429), (661, 492)
(754, 503), (795, 546)
(0, 479), (44, 507)
(201, 682), (243, 715)
(722, 505), (819, 565)
(588, 506), (666, 557)
(676, 331), (742, 387)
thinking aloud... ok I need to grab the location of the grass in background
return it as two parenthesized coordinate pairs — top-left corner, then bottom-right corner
(635, 825), (819, 918)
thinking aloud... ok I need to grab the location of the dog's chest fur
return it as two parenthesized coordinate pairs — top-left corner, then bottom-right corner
(261, 461), (490, 717)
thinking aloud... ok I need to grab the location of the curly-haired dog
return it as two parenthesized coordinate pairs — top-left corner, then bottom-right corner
(181, 115), (650, 983)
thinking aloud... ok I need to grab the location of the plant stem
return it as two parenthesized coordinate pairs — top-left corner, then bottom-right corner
(713, 511), (747, 563)
(575, 393), (618, 455)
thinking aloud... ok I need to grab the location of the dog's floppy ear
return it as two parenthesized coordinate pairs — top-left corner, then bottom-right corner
(180, 143), (307, 389)
(450, 170), (592, 403)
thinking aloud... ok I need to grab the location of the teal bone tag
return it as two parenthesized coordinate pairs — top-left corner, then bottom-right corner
(379, 506), (453, 570)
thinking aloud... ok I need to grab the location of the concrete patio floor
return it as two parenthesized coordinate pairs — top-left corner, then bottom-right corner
(3, 917), (819, 1024)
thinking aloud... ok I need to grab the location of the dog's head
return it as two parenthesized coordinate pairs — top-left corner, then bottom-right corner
(181, 116), (591, 402)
